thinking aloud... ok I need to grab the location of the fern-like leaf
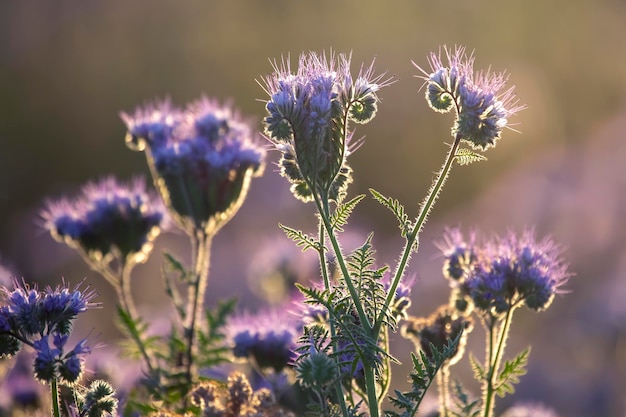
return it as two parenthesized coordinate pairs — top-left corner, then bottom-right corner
(197, 298), (237, 368)
(469, 352), (487, 382)
(494, 347), (530, 397)
(279, 223), (322, 252)
(329, 194), (366, 232)
(454, 148), (487, 166)
(369, 188), (412, 237)
(449, 379), (481, 417)
(385, 335), (461, 417)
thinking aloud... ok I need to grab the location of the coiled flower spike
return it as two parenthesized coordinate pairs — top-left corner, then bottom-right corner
(260, 51), (392, 203)
(414, 46), (525, 150)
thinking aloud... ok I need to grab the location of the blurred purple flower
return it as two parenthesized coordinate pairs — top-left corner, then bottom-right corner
(121, 97), (265, 235)
(226, 307), (300, 372)
(41, 176), (167, 264)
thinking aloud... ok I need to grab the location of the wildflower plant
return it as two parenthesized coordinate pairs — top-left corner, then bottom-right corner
(0, 46), (573, 417)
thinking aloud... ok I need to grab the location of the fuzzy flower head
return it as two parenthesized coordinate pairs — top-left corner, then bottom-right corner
(1, 278), (98, 345)
(41, 177), (167, 266)
(260, 51), (392, 203)
(402, 305), (473, 366)
(32, 334), (91, 385)
(414, 46), (525, 150)
(225, 308), (300, 372)
(439, 228), (571, 316)
(121, 97), (265, 235)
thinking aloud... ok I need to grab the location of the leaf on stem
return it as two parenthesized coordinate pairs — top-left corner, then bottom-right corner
(385, 335), (461, 417)
(329, 194), (366, 232)
(279, 223), (323, 252)
(494, 347), (530, 397)
(454, 148), (487, 166)
(369, 189), (412, 237)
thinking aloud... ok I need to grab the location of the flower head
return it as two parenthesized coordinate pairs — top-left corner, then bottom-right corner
(414, 46), (525, 150)
(41, 176), (167, 265)
(402, 305), (473, 366)
(225, 308), (300, 372)
(121, 97), (265, 234)
(261, 51), (392, 203)
(437, 228), (571, 315)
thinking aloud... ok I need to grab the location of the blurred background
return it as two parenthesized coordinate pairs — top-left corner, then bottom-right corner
(1, 1), (625, 416)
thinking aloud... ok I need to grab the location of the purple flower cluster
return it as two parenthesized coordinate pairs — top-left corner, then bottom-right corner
(437, 228), (571, 314)
(225, 308), (300, 372)
(41, 177), (167, 264)
(0, 279), (97, 384)
(260, 51), (392, 203)
(415, 46), (524, 150)
(121, 97), (265, 234)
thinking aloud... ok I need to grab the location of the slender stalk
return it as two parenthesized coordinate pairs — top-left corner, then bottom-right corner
(374, 134), (462, 338)
(50, 377), (60, 417)
(437, 363), (451, 417)
(482, 308), (515, 417)
(317, 220), (349, 417)
(183, 230), (213, 392)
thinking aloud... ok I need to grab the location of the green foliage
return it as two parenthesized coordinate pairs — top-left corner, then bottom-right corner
(449, 380), (481, 417)
(196, 298), (237, 368)
(116, 307), (162, 362)
(162, 251), (189, 320)
(329, 194), (366, 232)
(454, 148), (487, 166)
(369, 189), (412, 237)
(279, 223), (323, 252)
(469, 352), (487, 382)
(494, 347), (530, 397)
(385, 335), (460, 417)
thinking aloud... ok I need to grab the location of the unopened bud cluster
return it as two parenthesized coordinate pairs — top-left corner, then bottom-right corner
(261, 51), (392, 203)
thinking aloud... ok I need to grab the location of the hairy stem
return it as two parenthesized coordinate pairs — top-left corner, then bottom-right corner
(50, 377), (60, 417)
(437, 363), (451, 417)
(183, 231), (213, 397)
(483, 308), (515, 417)
(374, 134), (462, 337)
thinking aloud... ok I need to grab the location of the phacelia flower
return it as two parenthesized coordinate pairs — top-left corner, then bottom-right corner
(1, 278), (98, 339)
(41, 176), (167, 265)
(437, 228), (571, 315)
(402, 305), (473, 366)
(260, 51), (392, 203)
(225, 308), (300, 372)
(414, 46), (525, 150)
(32, 334), (90, 385)
(121, 97), (265, 235)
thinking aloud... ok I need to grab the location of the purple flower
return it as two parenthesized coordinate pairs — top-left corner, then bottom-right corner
(226, 308), (300, 372)
(121, 97), (265, 234)
(32, 334), (91, 385)
(261, 51), (392, 203)
(414, 46), (525, 150)
(443, 228), (571, 314)
(41, 176), (167, 264)
(119, 98), (181, 151)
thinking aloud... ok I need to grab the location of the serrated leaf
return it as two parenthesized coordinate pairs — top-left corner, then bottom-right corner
(369, 188), (412, 237)
(279, 223), (322, 252)
(454, 148), (487, 166)
(329, 194), (366, 232)
(469, 352), (487, 382)
(494, 347), (530, 397)
(385, 334), (461, 417)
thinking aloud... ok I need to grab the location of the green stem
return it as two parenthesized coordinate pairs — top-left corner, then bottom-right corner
(374, 134), (462, 337)
(50, 377), (60, 417)
(317, 219), (349, 417)
(483, 308), (515, 417)
(183, 231), (213, 396)
(437, 363), (450, 417)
